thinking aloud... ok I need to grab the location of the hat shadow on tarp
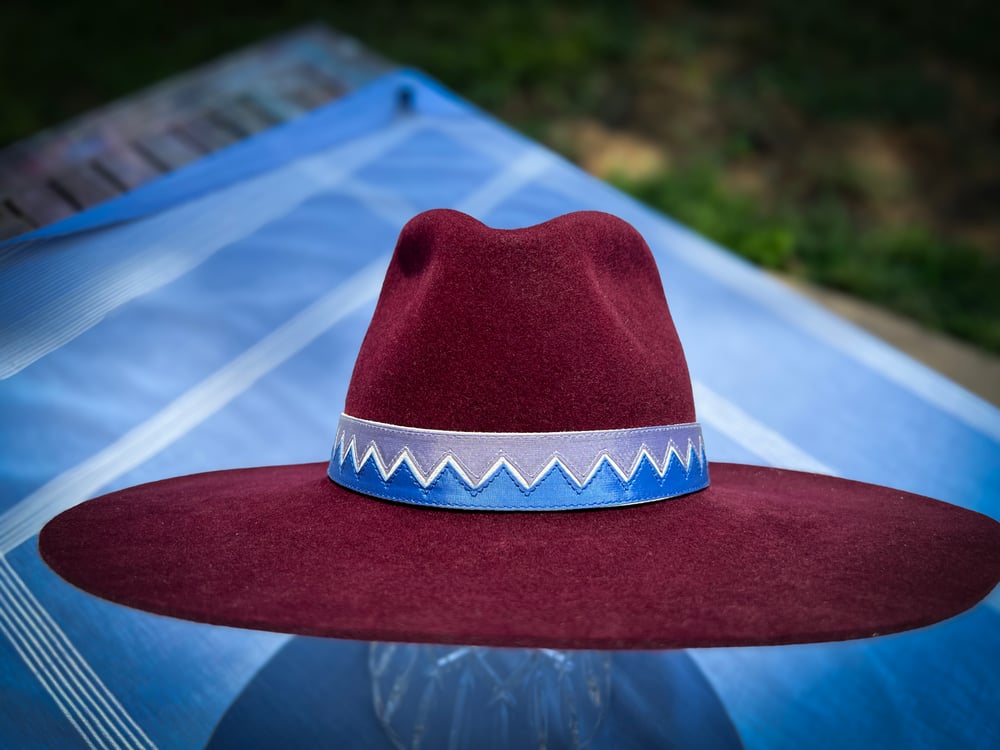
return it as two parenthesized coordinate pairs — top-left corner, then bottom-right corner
(206, 638), (743, 749)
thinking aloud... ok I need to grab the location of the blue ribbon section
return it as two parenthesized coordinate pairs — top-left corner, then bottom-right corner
(328, 446), (709, 511)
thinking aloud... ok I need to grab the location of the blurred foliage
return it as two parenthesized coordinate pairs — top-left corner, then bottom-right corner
(0, 0), (638, 145)
(1, 0), (998, 351)
(613, 166), (796, 268)
(617, 169), (1000, 350)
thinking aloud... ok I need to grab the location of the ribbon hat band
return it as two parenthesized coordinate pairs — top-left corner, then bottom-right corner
(328, 414), (709, 511)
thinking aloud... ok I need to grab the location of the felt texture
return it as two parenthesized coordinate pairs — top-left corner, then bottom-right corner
(37, 209), (1000, 648)
(345, 210), (695, 431)
(39, 462), (1000, 649)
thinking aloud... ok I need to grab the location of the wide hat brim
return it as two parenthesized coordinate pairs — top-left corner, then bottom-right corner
(39, 461), (1000, 649)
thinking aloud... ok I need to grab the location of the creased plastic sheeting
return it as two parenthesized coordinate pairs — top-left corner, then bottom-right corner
(206, 640), (743, 750)
(0, 69), (997, 749)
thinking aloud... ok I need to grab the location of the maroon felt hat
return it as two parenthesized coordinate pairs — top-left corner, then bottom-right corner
(40, 209), (1000, 649)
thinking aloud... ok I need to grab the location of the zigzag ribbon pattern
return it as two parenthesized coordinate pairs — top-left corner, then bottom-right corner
(327, 414), (709, 510)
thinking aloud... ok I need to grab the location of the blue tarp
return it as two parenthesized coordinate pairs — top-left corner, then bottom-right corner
(1, 69), (997, 749)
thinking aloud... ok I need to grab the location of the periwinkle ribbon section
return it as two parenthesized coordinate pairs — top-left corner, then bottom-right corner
(327, 414), (709, 510)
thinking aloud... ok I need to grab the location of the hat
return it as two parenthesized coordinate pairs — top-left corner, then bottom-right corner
(39, 209), (1000, 649)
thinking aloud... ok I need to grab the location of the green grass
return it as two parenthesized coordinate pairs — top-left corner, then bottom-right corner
(615, 167), (1000, 351)
(611, 165), (796, 269)
(2, 0), (998, 352)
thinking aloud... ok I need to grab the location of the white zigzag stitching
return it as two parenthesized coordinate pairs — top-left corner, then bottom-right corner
(334, 429), (706, 490)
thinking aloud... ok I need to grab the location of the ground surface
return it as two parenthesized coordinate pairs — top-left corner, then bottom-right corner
(2, 1), (997, 366)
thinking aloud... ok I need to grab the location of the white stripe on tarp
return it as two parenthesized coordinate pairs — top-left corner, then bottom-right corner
(649, 221), (1000, 445)
(0, 127), (841, 750)
(412, 114), (1000, 445)
(0, 257), (389, 554)
(0, 607), (100, 750)
(527, 165), (1000, 444)
(0, 563), (120, 749)
(456, 148), (557, 219)
(693, 381), (835, 475)
(0, 116), (423, 381)
(0, 153), (558, 749)
(2, 112), (992, 750)
(0, 144), (557, 552)
(337, 178), (425, 229)
(0, 557), (157, 749)
(0, 555), (156, 748)
(336, 144), (555, 226)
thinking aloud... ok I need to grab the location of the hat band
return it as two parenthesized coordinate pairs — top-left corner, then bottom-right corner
(327, 414), (708, 511)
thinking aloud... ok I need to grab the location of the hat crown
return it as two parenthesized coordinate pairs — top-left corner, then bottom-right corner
(345, 209), (695, 432)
